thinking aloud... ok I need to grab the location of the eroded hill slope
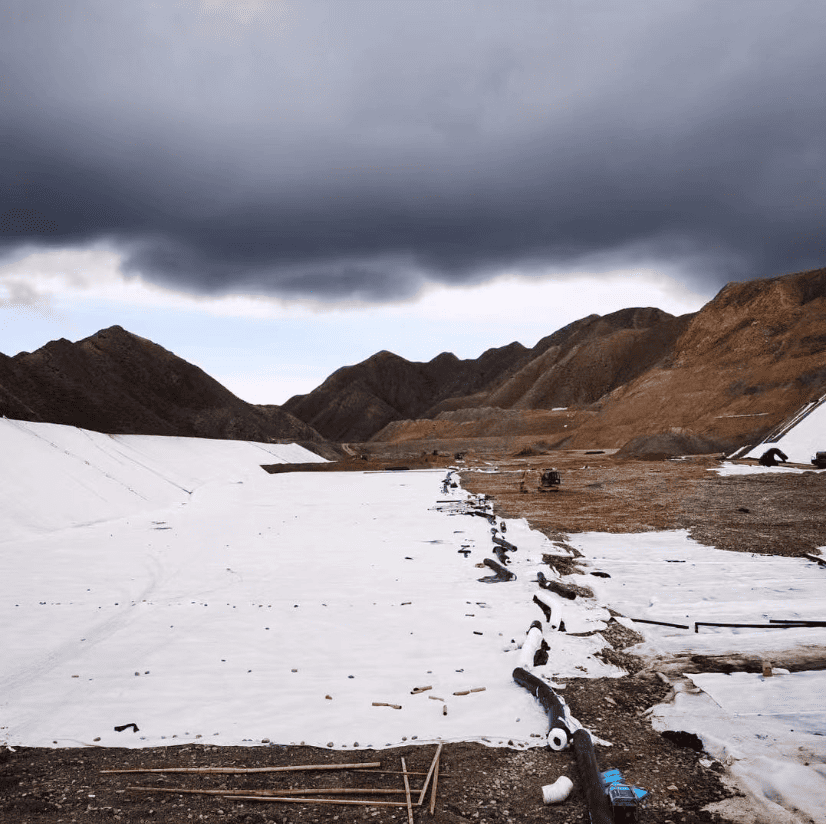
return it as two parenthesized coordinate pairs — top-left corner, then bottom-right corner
(0, 326), (326, 446)
(566, 267), (826, 449)
(287, 307), (688, 441)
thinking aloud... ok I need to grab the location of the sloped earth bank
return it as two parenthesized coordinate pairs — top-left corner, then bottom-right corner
(6, 450), (825, 824)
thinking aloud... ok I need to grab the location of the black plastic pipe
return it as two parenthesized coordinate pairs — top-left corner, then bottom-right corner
(479, 558), (515, 582)
(572, 729), (612, 824)
(512, 667), (570, 749)
(536, 571), (578, 600)
(694, 621), (815, 632)
(630, 618), (690, 629)
(492, 535), (518, 552)
(493, 546), (510, 566)
(769, 619), (826, 626)
(533, 594), (552, 622)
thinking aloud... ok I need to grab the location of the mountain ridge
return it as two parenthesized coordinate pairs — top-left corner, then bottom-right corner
(4, 266), (826, 456)
(284, 306), (693, 441)
(0, 325), (330, 451)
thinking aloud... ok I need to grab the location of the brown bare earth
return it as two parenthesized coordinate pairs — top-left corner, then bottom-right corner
(7, 448), (826, 824)
(460, 450), (826, 557)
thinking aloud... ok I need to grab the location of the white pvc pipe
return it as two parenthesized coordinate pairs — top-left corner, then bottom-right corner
(542, 776), (574, 804)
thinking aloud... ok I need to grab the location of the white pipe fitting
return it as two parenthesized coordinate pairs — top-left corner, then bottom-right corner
(542, 775), (574, 804)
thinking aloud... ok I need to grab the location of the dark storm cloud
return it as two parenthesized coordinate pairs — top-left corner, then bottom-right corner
(3, 0), (826, 300)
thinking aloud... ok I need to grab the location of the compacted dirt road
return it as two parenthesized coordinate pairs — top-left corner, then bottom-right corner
(4, 449), (824, 824)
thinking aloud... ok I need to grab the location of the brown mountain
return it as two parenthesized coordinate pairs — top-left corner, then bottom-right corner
(565, 266), (826, 450)
(288, 267), (826, 453)
(286, 307), (689, 442)
(6, 266), (826, 458)
(0, 325), (330, 450)
(281, 341), (532, 442)
(431, 307), (691, 414)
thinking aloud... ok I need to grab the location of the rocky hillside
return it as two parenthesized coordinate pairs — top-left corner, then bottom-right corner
(289, 267), (826, 452)
(433, 307), (691, 413)
(285, 307), (690, 442)
(281, 341), (532, 442)
(0, 326), (329, 448)
(564, 266), (826, 450)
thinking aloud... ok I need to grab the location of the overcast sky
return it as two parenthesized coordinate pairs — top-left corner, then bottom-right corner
(2, 0), (825, 403)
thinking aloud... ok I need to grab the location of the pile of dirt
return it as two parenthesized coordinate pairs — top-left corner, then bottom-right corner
(512, 441), (556, 457)
(614, 433), (733, 460)
(371, 408), (589, 444)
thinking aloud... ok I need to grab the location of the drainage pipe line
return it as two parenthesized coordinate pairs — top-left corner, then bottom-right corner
(512, 667), (571, 751)
(630, 618), (690, 629)
(694, 621), (819, 633)
(571, 729), (612, 824)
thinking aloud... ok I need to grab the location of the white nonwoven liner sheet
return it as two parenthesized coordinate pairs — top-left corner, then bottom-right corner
(1, 424), (619, 751)
(651, 672), (826, 824)
(570, 528), (826, 824)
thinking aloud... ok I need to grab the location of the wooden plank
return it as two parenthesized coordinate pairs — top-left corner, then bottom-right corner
(401, 757), (414, 824)
(127, 786), (417, 797)
(102, 761), (381, 775)
(429, 746), (442, 815)
(417, 742), (442, 806)
(230, 795), (409, 807)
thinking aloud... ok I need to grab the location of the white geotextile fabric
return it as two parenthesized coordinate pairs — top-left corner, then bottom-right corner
(1, 429), (620, 751)
(0, 418), (325, 541)
(651, 673), (826, 824)
(739, 397), (826, 465)
(570, 529), (826, 824)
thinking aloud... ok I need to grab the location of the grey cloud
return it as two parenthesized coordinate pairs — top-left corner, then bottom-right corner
(0, 276), (51, 309)
(2, 0), (826, 301)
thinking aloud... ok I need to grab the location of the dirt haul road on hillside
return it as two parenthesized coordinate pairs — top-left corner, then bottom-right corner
(4, 450), (826, 824)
